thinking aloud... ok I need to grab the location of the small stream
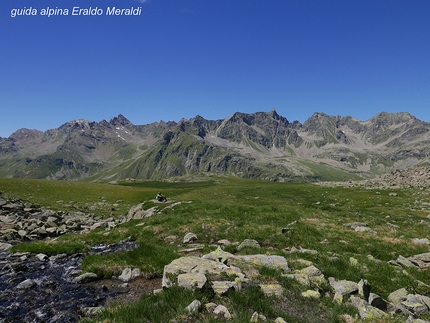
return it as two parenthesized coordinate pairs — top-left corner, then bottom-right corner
(0, 239), (138, 323)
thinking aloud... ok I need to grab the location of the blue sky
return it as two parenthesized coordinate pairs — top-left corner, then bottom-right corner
(1, 0), (429, 138)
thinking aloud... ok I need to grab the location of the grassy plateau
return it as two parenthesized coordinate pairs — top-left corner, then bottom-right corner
(0, 175), (429, 323)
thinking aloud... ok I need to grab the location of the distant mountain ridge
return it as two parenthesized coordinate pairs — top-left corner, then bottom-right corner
(1, 110), (429, 182)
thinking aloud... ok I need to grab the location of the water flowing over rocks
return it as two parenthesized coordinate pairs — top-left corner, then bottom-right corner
(0, 196), (184, 322)
(0, 238), (138, 323)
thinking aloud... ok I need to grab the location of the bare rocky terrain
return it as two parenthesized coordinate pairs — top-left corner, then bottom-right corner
(319, 166), (430, 189)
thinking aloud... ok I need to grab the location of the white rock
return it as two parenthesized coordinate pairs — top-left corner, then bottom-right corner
(17, 279), (36, 289)
(183, 232), (198, 244)
(213, 305), (231, 319)
(185, 299), (201, 314)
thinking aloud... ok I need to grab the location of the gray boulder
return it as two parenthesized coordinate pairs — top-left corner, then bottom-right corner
(72, 272), (99, 284)
(408, 252), (430, 269)
(237, 239), (260, 250)
(213, 305), (231, 319)
(328, 277), (358, 296)
(185, 299), (201, 314)
(350, 295), (388, 319)
(401, 294), (429, 316)
(118, 268), (141, 282)
(16, 279), (36, 290)
(183, 232), (198, 244)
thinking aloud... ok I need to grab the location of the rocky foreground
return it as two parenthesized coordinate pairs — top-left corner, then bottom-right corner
(0, 193), (159, 322)
(0, 197), (116, 251)
(158, 238), (430, 322)
(320, 166), (430, 190)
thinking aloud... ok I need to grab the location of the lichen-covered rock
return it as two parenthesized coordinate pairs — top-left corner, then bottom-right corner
(231, 254), (290, 272)
(178, 273), (207, 289)
(202, 246), (234, 263)
(162, 256), (229, 288)
(213, 305), (231, 319)
(411, 238), (429, 245)
(282, 273), (310, 286)
(408, 252), (430, 269)
(286, 246), (318, 254)
(328, 277), (358, 296)
(406, 318), (430, 323)
(185, 299), (201, 314)
(397, 255), (417, 268)
(333, 292), (343, 304)
(401, 294), (429, 316)
(418, 294), (430, 309)
(295, 265), (321, 276)
(350, 295), (388, 319)
(301, 290), (320, 298)
(211, 281), (238, 295)
(250, 311), (266, 322)
(294, 265), (326, 286)
(237, 239), (260, 251)
(259, 284), (284, 297)
(388, 287), (409, 306)
(274, 318), (288, 323)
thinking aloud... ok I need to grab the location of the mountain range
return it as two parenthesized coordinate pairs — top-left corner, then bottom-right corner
(1, 109), (429, 182)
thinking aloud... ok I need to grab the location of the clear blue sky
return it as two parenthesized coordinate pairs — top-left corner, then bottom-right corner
(1, 0), (429, 138)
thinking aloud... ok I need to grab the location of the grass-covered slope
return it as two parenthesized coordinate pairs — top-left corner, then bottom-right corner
(1, 176), (429, 322)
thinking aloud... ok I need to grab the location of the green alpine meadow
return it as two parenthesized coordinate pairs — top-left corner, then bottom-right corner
(1, 173), (429, 322)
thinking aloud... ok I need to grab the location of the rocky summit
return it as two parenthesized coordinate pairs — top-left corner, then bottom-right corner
(1, 110), (429, 182)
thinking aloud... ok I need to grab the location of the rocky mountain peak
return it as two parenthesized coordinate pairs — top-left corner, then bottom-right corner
(109, 114), (133, 128)
(60, 119), (94, 132)
(367, 111), (415, 126)
(9, 128), (43, 142)
(301, 112), (341, 138)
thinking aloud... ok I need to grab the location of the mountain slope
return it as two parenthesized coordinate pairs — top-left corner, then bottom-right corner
(1, 110), (429, 182)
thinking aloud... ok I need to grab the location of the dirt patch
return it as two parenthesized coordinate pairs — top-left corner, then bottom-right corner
(380, 237), (406, 244)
